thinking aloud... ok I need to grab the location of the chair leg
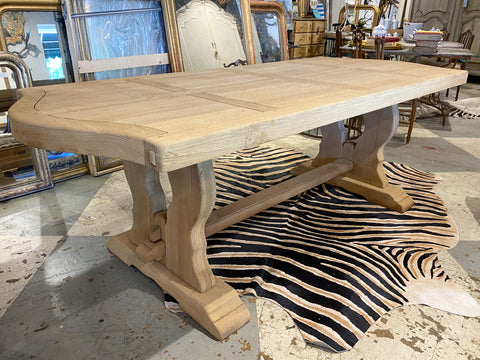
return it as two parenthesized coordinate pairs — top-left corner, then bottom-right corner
(406, 99), (417, 144)
(455, 85), (461, 101)
(440, 100), (446, 126)
(455, 61), (467, 101)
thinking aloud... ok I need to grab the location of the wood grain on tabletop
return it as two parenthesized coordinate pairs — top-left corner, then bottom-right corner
(9, 57), (467, 172)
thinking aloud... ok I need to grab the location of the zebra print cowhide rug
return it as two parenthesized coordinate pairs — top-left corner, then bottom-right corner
(167, 145), (480, 352)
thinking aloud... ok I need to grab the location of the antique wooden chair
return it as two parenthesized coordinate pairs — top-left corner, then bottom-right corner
(335, 27), (343, 58)
(459, 29), (475, 50)
(371, 36), (417, 143)
(374, 36), (385, 60)
(445, 29), (475, 100)
(352, 28), (365, 59)
(441, 28), (450, 41)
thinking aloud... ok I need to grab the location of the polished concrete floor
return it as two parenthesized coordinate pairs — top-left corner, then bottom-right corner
(0, 82), (479, 359)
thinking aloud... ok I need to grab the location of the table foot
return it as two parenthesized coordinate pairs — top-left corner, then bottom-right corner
(107, 232), (250, 340)
(328, 175), (414, 213)
(308, 106), (414, 213)
(291, 160), (412, 213)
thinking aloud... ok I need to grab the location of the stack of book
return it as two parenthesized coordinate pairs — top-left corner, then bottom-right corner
(412, 30), (443, 54)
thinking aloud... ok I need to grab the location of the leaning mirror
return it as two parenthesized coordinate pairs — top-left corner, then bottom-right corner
(0, 2), (90, 189)
(251, 1), (289, 63)
(0, 53), (53, 201)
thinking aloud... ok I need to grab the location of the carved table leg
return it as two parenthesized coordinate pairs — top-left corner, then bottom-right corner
(329, 105), (413, 212)
(123, 161), (168, 261)
(107, 160), (250, 340)
(165, 161), (217, 292)
(296, 106), (413, 213)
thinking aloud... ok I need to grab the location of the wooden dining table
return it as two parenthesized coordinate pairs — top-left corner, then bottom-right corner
(341, 40), (473, 62)
(8, 56), (467, 340)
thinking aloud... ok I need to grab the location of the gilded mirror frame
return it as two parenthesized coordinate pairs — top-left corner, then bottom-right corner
(160, 0), (184, 71)
(250, 1), (289, 62)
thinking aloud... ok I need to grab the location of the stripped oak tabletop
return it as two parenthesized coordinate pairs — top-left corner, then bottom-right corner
(9, 57), (467, 173)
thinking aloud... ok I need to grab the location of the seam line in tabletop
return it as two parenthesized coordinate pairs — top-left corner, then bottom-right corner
(190, 92), (276, 112)
(126, 77), (187, 92)
(127, 77), (276, 112)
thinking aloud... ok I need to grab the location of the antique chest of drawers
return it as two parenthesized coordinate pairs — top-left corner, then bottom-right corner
(289, 18), (326, 58)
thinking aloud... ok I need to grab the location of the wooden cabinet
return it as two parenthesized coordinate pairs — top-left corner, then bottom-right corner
(289, 18), (326, 58)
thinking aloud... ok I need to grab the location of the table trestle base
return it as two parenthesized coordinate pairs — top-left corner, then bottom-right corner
(291, 160), (413, 213)
(115, 158), (355, 340)
(293, 105), (414, 213)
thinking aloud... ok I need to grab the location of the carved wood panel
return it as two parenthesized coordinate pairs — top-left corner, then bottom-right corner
(176, 0), (247, 72)
(409, 0), (480, 75)
(458, 0), (480, 58)
(410, 0), (455, 31)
